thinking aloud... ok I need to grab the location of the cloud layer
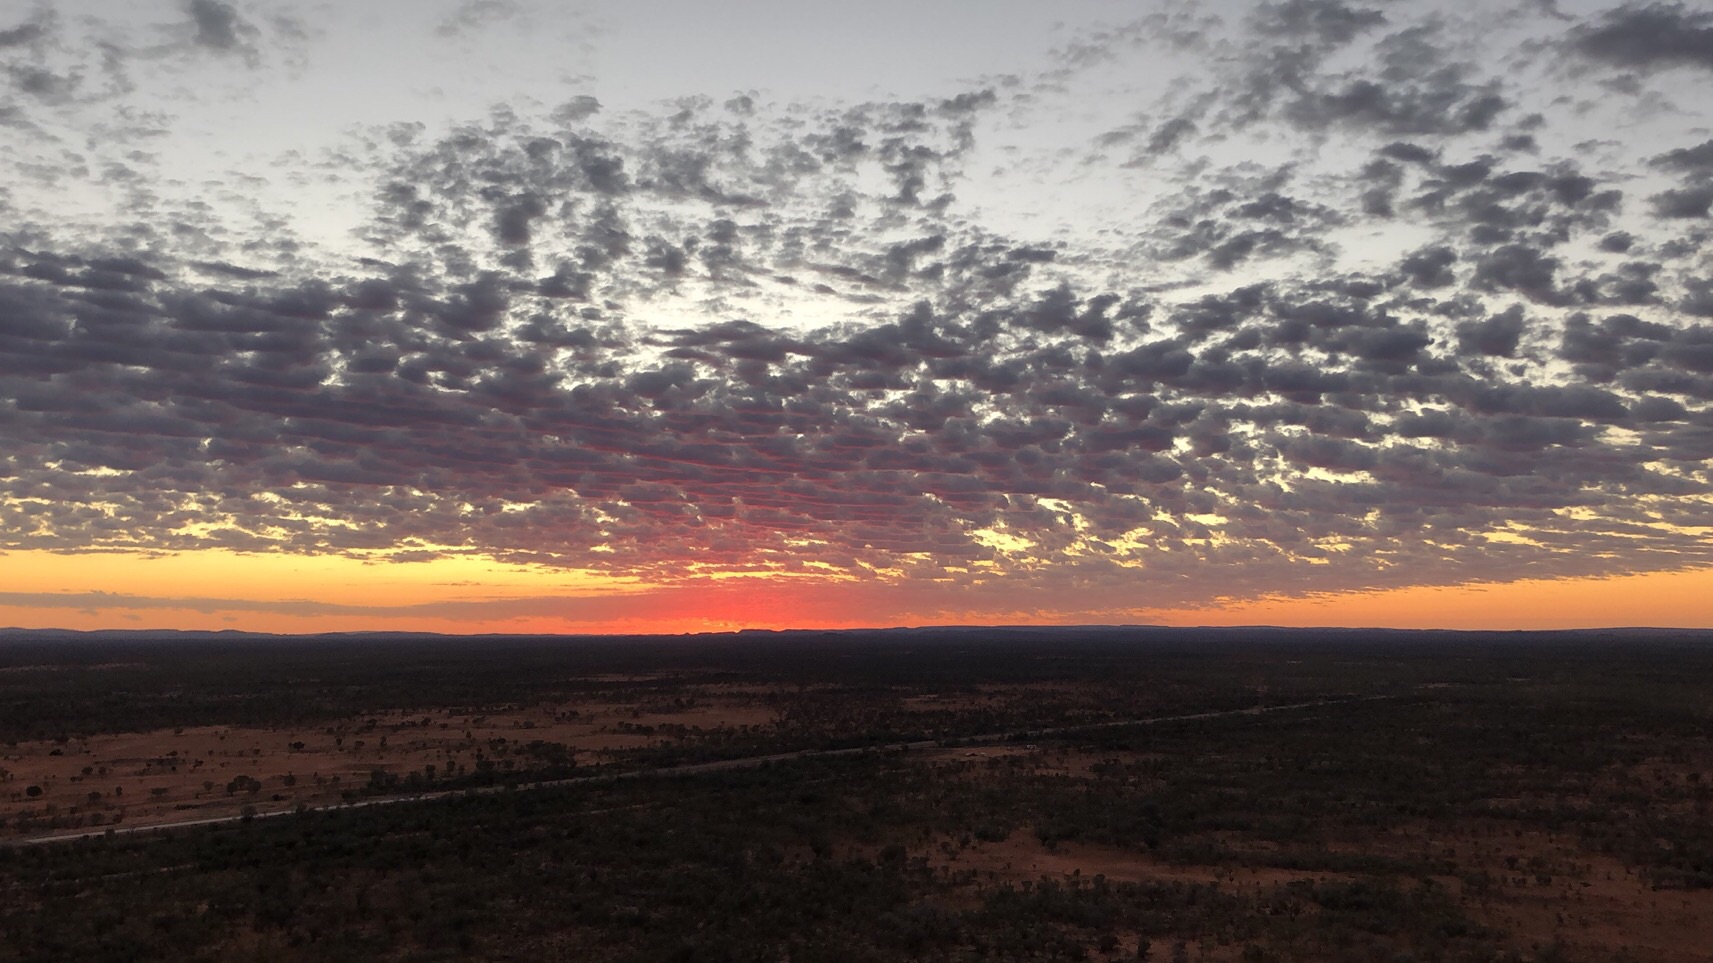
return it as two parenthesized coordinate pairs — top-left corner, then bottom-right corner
(1, 0), (1710, 618)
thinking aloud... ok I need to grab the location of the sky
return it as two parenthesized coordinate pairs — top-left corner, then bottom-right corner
(1, 0), (1711, 634)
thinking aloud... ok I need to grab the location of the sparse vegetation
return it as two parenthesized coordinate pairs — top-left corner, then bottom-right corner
(1, 631), (1711, 961)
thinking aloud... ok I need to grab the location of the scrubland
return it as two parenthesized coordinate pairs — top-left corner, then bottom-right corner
(2, 631), (1710, 961)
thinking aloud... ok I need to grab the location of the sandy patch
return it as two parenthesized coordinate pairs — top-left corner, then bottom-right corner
(0, 697), (777, 838)
(928, 829), (1345, 891)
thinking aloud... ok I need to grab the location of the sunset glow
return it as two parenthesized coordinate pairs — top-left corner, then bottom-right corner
(3, 0), (1711, 635)
(3, 548), (1711, 635)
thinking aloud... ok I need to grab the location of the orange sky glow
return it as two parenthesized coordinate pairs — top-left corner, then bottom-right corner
(2, 550), (1708, 636)
(5, 3), (1713, 641)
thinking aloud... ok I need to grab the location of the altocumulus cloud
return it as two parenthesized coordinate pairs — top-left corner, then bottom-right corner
(0, 0), (1710, 616)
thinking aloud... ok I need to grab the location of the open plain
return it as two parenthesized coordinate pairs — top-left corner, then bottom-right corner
(3, 628), (1712, 962)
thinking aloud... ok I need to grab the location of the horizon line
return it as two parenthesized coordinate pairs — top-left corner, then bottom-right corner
(4, 623), (1710, 641)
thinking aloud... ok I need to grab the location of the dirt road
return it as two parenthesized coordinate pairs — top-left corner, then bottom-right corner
(4, 693), (1398, 848)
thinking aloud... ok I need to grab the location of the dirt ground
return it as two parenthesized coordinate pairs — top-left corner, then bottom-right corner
(908, 777), (1713, 962)
(931, 829), (1340, 895)
(0, 697), (777, 836)
(6, 690), (1711, 960)
(1390, 822), (1713, 963)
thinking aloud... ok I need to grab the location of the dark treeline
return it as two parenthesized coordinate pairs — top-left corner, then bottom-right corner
(4, 627), (1710, 743)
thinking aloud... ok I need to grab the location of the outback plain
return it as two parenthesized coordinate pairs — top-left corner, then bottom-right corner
(2, 628), (1712, 962)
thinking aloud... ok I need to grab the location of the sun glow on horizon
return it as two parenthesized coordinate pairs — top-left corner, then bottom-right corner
(1, 549), (1708, 636)
(3, 2), (1712, 640)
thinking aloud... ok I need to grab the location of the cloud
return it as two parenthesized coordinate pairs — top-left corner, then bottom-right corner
(1651, 139), (1713, 172)
(1571, 2), (1713, 72)
(187, 0), (247, 53)
(436, 0), (525, 40)
(0, 1), (1710, 619)
(1456, 304), (1527, 357)
(0, 21), (47, 50)
(1651, 185), (1713, 218)
(1254, 0), (1388, 46)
